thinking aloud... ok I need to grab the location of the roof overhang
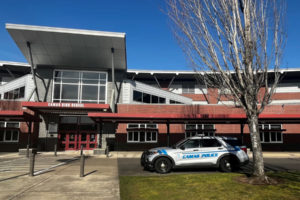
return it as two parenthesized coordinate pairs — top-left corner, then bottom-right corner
(6, 23), (127, 70)
(0, 110), (41, 122)
(22, 102), (110, 115)
(88, 113), (300, 124)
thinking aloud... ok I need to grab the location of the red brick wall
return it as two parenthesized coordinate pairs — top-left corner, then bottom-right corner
(116, 104), (300, 135)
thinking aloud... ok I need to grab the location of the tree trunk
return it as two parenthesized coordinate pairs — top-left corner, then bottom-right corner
(248, 114), (266, 179)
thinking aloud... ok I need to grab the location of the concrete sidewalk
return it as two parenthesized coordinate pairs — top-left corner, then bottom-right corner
(0, 157), (120, 200)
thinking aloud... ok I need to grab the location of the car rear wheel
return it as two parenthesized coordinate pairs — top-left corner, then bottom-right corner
(219, 156), (234, 172)
(154, 157), (172, 174)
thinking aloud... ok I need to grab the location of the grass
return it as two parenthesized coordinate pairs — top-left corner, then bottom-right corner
(120, 172), (300, 200)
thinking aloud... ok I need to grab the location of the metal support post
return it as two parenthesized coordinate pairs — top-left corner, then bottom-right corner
(26, 121), (32, 158)
(111, 47), (115, 113)
(29, 152), (35, 176)
(54, 144), (57, 156)
(26, 41), (40, 101)
(105, 145), (110, 158)
(80, 154), (85, 177)
(80, 145), (83, 156)
(167, 122), (170, 147)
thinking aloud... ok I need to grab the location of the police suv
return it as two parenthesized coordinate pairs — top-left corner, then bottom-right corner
(141, 136), (249, 173)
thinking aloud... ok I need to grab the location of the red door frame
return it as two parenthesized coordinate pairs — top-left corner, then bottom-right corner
(58, 131), (98, 150)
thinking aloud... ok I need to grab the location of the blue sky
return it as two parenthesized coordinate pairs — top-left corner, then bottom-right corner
(0, 0), (299, 70)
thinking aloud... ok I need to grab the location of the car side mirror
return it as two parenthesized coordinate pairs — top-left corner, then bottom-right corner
(180, 146), (185, 150)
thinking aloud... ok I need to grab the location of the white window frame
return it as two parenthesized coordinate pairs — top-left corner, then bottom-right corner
(0, 122), (20, 143)
(185, 124), (215, 138)
(127, 123), (158, 129)
(260, 124), (283, 143)
(127, 123), (158, 143)
(127, 131), (157, 143)
(52, 69), (108, 104)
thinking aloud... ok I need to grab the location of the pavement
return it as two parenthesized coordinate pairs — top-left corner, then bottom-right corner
(0, 154), (120, 200)
(0, 151), (299, 200)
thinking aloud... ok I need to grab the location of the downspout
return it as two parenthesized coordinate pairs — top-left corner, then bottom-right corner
(111, 47), (115, 113)
(27, 42), (40, 102)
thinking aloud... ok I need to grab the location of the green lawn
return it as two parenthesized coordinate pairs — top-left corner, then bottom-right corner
(120, 172), (300, 200)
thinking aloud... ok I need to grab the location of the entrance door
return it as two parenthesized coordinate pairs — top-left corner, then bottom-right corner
(78, 132), (97, 150)
(59, 132), (97, 150)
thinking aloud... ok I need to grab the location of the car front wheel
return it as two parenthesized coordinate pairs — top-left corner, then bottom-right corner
(154, 157), (172, 174)
(219, 156), (234, 172)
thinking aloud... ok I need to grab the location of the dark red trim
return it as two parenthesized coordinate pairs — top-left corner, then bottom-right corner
(22, 102), (110, 112)
(88, 112), (300, 124)
(0, 110), (40, 122)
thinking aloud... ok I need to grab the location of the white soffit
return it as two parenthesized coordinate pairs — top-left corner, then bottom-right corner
(6, 23), (127, 70)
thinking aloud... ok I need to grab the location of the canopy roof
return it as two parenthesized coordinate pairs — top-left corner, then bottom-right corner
(22, 102), (110, 115)
(0, 110), (40, 122)
(6, 24), (127, 70)
(88, 113), (300, 124)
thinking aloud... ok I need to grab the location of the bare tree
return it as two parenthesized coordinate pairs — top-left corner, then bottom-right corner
(167, 0), (286, 181)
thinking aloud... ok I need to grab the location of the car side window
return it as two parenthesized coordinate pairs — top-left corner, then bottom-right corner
(181, 139), (200, 149)
(200, 139), (221, 147)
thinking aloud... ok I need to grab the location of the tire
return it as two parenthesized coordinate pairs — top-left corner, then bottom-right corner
(219, 156), (234, 172)
(154, 157), (172, 174)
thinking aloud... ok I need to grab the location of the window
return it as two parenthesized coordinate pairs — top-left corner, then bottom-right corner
(127, 123), (158, 143)
(180, 139), (200, 149)
(0, 122), (20, 142)
(127, 123), (158, 129)
(3, 86), (25, 100)
(259, 124), (283, 143)
(128, 131), (157, 143)
(132, 90), (166, 104)
(185, 124), (215, 138)
(200, 139), (221, 147)
(170, 100), (183, 104)
(182, 83), (195, 94)
(53, 70), (107, 103)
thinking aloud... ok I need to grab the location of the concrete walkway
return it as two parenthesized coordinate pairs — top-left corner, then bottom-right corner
(0, 156), (120, 200)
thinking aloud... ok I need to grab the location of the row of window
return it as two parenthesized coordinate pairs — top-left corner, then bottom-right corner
(133, 90), (184, 104)
(2, 86), (25, 100)
(53, 70), (107, 104)
(126, 123), (283, 144)
(133, 90), (166, 104)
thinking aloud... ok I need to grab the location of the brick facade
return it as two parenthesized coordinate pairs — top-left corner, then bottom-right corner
(114, 104), (300, 151)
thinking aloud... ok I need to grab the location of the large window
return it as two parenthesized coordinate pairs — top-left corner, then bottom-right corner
(259, 124), (283, 143)
(3, 86), (25, 100)
(0, 122), (20, 142)
(127, 123), (158, 143)
(185, 124), (215, 138)
(133, 90), (166, 104)
(53, 70), (107, 103)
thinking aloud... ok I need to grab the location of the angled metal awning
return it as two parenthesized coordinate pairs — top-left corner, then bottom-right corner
(0, 110), (41, 122)
(6, 23), (127, 70)
(22, 102), (111, 115)
(88, 113), (300, 124)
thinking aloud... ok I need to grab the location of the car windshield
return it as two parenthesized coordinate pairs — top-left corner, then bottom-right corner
(172, 138), (188, 149)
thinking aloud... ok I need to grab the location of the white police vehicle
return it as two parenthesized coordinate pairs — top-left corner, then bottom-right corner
(141, 136), (249, 173)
